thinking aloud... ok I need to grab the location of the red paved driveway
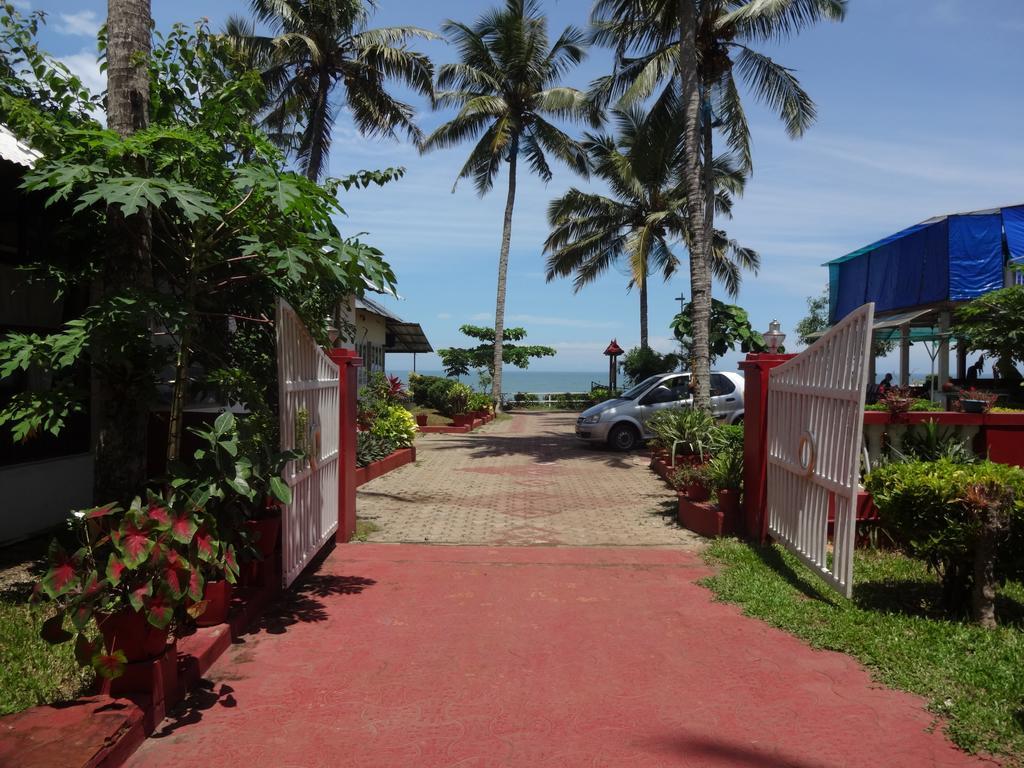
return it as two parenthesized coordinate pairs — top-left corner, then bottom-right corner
(128, 545), (986, 767)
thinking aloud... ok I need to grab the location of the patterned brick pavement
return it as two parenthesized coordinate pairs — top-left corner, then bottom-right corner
(357, 411), (703, 548)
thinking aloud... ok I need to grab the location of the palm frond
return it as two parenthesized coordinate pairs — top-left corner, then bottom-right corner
(732, 44), (817, 138)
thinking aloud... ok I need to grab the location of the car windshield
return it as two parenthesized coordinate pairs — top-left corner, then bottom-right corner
(619, 376), (664, 400)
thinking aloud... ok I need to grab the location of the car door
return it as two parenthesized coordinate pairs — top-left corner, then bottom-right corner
(637, 375), (691, 434)
(710, 373), (740, 421)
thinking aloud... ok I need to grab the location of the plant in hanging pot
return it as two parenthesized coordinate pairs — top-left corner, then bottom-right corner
(37, 494), (205, 679)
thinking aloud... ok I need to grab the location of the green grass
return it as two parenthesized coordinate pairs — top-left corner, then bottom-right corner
(353, 519), (381, 542)
(702, 540), (1024, 764)
(0, 598), (95, 715)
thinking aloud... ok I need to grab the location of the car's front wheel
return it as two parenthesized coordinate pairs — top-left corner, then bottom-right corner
(608, 423), (640, 451)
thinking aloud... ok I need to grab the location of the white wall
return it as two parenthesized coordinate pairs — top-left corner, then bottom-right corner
(0, 453), (93, 545)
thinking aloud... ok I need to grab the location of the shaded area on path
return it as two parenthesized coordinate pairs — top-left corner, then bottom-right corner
(357, 411), (700, 547)
(128, 545), (987, 768)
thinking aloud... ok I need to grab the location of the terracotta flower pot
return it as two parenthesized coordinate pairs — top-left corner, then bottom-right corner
(194, 580), (233, 627)
(451, 413), (472, 428)
(245, 516), (281, 560)
(96, 609), (168, 663)
(684, 482), (710, 502)
(718, 488), (741, 518)
(415, 413), (429, 427)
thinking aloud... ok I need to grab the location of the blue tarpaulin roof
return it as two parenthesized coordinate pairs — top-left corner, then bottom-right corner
(826, 205), (1023, 324)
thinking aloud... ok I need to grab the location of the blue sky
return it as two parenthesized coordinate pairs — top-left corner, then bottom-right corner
(22, 0), (1024, 375)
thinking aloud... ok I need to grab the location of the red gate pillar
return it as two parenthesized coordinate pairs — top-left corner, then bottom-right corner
(738, 352), (796, 542)
(327, 348), (362, 543)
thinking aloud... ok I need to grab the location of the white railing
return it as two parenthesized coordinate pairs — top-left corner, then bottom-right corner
(766, 303), (874, 598)
(277, 299), (340, 588)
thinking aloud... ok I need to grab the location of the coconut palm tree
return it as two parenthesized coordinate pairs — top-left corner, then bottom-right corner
(544, 101), (758, 349)
(421, 0), (595, 409)
(97, 0), (153, 502)
(226, 0), (436, 181)
(589, 0), (845, 409)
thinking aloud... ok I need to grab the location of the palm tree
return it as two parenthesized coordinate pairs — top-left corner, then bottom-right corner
(589, 0), (845, 409)
(226, 0), (436, 181)
(421, 0), (595, 409)
(544, 101), (758, 349)
(97, 0), (153, 502)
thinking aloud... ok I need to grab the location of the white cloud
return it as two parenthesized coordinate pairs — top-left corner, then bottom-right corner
(436, 312), (452, 319)
(58, 50), (105, 97)
(58, 10), (101, 38)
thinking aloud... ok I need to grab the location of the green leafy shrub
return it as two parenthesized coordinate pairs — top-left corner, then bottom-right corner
(620, 346), (680, 385)
(865, 398), (943, 412)
(444, 383), (473, 417)
(408, 373), (459, 412)
(707, 424), (745, 492)
(670, 462), (710, 491)
(864, 459), (1024, 620)
(356, 431), (396, 467)
(369, 404), (417, 448)
(467, 392), (492, 413)
(513, 392), (539, 404)
(897, 420), (976, 464)
(646, 408), (717, 459)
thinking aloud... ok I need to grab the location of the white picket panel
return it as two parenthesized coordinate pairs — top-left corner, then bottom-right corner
(766, 303), (874, 598)
(276, 299), (340, 588)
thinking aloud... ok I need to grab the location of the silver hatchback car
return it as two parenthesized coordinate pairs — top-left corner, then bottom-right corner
(575, 371), (745, 451)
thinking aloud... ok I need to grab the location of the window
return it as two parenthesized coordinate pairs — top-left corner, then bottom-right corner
(711, 374), (735, 397)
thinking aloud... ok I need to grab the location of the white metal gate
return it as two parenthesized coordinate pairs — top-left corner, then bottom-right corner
(766, 303), (874, 597)
(276, 299), (340, 588)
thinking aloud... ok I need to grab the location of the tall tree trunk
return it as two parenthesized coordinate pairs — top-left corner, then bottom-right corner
(677, 0), (711, 411)
(304, 68), (332, 182)
(94, 0), (153, 504)
(639, 267), (649, 349)
(491, 139), (519, 412)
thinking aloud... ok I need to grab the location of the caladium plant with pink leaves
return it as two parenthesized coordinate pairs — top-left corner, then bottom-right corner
(37, 492), (233, 678)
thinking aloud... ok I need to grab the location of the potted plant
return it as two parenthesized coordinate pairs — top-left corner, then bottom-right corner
(414, 412), (429, 427)
(37, 494), (206, 679)
(958, 388), (998, 414)
(191, 519), (240, 628)
(445, 383), (473, 427)
(670, 463), (711, 502)
(468, 392), (492, 421)
(707, 430), (744, 518)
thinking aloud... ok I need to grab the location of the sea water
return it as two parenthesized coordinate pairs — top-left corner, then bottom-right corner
(388, 370), (611, 395)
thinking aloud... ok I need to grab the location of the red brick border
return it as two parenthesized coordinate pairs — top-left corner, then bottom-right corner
(355, 446), (416, 487)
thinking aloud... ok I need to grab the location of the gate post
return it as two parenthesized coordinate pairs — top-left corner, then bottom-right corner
(327, 348), (363, 543)
(738, 352), (796, 542)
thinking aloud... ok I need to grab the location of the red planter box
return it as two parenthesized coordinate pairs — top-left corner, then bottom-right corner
(355, 446), (416, 487)
(677, 495), (736, 538)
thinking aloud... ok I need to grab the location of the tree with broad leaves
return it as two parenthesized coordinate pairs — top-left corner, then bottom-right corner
(420, 0), (596, 411)
(225, 0), (436, 181)
(544, 96), (757, 349)
(437, 325), (555, 381)
(589, 0), (846, 410)
(955, 285), (1024, 381)
(671, 298), (772, 363)
(0, 20), (398, 477)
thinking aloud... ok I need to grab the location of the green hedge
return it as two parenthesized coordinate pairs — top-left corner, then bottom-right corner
(865, 459), (1024, 617)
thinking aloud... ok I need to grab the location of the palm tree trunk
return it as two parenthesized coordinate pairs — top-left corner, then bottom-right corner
(677, 0), (711, 411)
(304, 68), (332, 182)
(639, 268), (649, 349)
(94, 0), (152, 503)
(491, 137), (519, 412)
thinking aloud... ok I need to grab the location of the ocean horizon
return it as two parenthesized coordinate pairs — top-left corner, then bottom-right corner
(389, 369), (612, 394)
